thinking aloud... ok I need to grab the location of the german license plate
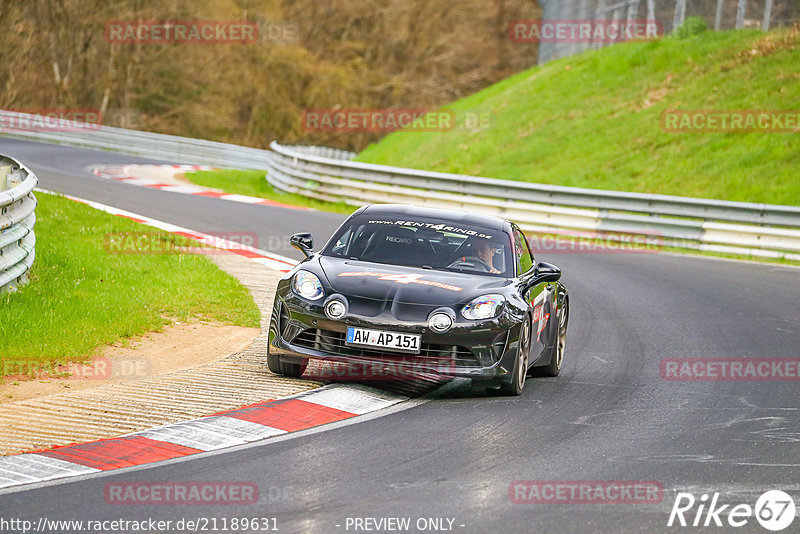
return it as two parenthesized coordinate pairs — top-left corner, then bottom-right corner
(346, 327), (421, 354)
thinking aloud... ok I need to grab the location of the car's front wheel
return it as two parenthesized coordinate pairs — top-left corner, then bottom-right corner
(533, 298), (568, 378)
(267, 350), (307, 378)
(496, 315), (531, 396)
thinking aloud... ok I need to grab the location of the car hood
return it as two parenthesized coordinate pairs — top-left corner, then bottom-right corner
(318, 256), (509, 308)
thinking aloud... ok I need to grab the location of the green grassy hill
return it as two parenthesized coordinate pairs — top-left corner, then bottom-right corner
(356, 24), (800, 206)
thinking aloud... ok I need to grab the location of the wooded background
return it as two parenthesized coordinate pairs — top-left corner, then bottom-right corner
(0, 0), (541, 150)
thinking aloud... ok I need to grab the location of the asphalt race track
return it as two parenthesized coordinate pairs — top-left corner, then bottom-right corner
(1, 137), (798, 533)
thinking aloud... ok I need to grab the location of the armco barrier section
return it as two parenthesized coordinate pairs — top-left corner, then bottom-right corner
(0, 109), (275, 170)
(264, 142), (800, 261)
(0, 155), (37, 293)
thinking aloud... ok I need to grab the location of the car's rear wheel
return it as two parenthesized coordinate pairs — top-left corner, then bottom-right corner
(533, 298), (568, 378)
(496, 315), (531, 396)
(267, 350), (307, 378)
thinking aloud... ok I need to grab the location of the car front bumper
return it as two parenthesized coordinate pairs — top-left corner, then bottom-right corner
(268, 294), (521, 381)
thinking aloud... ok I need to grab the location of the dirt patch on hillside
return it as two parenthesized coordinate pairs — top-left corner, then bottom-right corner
(722, 23), (800, 70)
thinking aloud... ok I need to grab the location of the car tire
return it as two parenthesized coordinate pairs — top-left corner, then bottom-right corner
(267, 350), (307, 378)
(497, 315), (531, 396)
(533, 298), (568, 378)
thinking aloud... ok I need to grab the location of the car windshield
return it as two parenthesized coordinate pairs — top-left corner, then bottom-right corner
(323, 215), (513, 276)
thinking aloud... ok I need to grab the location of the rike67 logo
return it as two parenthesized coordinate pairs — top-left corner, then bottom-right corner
(668, 490), (796, 531)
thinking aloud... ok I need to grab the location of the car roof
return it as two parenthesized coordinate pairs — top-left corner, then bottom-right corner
(358, 204), (509, 232)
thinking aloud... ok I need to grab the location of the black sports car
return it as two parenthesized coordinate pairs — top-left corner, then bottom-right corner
(267, 204), (569, 395)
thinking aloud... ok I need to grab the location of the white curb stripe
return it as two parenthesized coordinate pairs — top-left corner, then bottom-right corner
(299, 384), (408, 415)
(13, 454), (100, 476)
(134, 425), (250, 452)
(218, 194), (269, 204)
(0, 455), (100, 488)
(132, 417), (288, 452)
(157, 185), (207, 194)
(0, 467), (39, 485)
(0, 476), (19, 489)
(191, 416), (288, 441)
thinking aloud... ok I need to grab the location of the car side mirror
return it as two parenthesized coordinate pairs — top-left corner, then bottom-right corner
(531, 261), (561, 285)
(290, 233), (314, 258)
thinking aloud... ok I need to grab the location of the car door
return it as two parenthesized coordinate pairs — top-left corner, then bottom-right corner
(513, 226), (555, 360)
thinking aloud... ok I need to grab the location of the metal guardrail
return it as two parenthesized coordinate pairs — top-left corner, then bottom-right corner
(0, 110), (275, 170)
(0, 155), (37, 293)
(1, 109), (798, 261)
(265, 142), (800, 261)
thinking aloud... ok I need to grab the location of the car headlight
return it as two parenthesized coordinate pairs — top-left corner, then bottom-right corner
(292, 270), (324, 300)
(461, 294), (505, 320)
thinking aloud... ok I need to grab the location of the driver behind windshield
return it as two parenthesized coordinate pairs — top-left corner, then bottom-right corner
(473, 240), (501, 273)
(450, 238), (502, 274)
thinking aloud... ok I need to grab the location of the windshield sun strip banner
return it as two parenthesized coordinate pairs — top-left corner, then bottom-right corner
(337, 272), (463, 292)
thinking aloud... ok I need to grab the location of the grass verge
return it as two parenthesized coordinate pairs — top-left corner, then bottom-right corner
(0, 192), (260, 377)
